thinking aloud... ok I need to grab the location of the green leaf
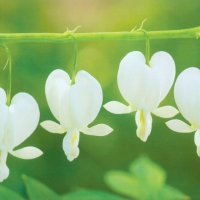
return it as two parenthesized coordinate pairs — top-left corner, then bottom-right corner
(104, 170), (148, 199)
(0, 185), (25, 200)
(157, 185), (190, 200)
(62, 189), (126, 200)
(129, 155), (166, 190)
(22, 174), (60, 200)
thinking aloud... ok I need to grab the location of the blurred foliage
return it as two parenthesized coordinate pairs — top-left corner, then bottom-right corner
(0, 0), (200, 199)
(0, 156), (189, 200)
(0, 175), (124, 200)
(105, 155), (189, 200)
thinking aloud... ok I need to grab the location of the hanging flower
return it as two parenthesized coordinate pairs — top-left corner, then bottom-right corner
(104, 51), (178, 142)
(41, 69), (113, 161)
(0, 88), (42, 182)
(166, 67), (200, 156)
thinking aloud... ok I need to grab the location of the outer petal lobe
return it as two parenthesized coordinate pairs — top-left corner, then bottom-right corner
(0, 88), (6, 104)
(166, 119), (195, 133)
(59, 71), (102, 130)
(9, 147), (43, 159)
(152, 106), (179, 118)
(4, 93), (40, 149)
(174, 67), (200, 126)
(118, 51), (151, 109)
(40, 120), (66, 134)
(150, 51), (175, 103)
(45, 69), (71, 121)
(104, 101), (132, 114)
(81, 124), (113, 136)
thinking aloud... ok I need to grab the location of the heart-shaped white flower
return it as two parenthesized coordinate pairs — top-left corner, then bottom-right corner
(41, 69), (113, 161)
(166, 67), (200, 156)
(0, 88), (42, 182)
(104, 51), (178, 142)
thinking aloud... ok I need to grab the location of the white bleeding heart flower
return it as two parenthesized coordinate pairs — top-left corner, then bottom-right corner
(0, 88), (42, 182)
(104, 51), (178, 142)
(166, 67), (200, 157)
(41, 69), (113, 162)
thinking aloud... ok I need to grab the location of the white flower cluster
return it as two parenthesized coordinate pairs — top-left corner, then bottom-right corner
(1, 50), (199, 182)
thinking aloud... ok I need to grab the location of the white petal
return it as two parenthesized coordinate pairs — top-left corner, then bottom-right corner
(194, 130), (200, 146)
(0, 102), (8, 143)
(144, 70), (161, 110)
(40, 120), (66, 134)
(4, 93), (39, 149)
(45, 69), (71, 121)
(62, 130), (80, 162)
(103, 101), (132, 114)
(81, 124), (113, 136)
(9, 147), (43, 159)
(174, 67), (200, 126)
(196, 146), (200, 157)
(135, 110), (152, 142)
(152, 106), (179, 118)
(59, 71), (102, 130)
(0, 88), (6, 104)
(0, 89), (8, 143)
(150, 52), (175, 102)
(0, 150), (9, 182)
(118, 51), (151, 109)
(166, 119), (195, 133)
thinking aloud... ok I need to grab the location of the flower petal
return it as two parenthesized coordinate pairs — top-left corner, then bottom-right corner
(45, 69), (71, 121)
(135, 110), (152, 142)
(174, 67), (200, 126)
(118, 51), (151, 109)
(0, 88), (6, 104)
(196, 146), (200, 157)
(0, 88), (8, 144)
(0, 151), (9, 182)
(144, 70), (162, 110)
(0, 102), (8, 144)
(152, 106), (179, 118)
(0, 163), (9, 182)
(62, 130), (80, 162)
(81, 124), (113, 136)
(59, 70), (102, 130)
(40, 120), (66, 134)
(166, 119), (195, 133)
(150, 51), (175, 102)
(194, 130), (200, 147)
(9, 147), (43, 159)
(103, 101), (132, 114)
(4, 93), (39, 149)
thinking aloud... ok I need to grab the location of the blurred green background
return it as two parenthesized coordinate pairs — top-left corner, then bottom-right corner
(0, 0), (200, 198)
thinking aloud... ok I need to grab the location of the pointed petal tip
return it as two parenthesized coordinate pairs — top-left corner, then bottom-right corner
(104, 101), (131, 114)
(40, 120), (66, 134)
(166, 119), (195, 133)
(82, 124), (113, 136)
(152, 106), (179, 118)
(9, 147), (43, 159)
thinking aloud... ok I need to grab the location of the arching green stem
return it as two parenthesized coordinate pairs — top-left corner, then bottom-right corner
(70, 34), (78, 85)
(0, 26), (199, 45)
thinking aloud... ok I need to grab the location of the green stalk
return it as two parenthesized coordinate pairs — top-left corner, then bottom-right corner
(3, 46), (12, 106)
(70, 34), (78, 85)
(0, 26), (199, 44)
